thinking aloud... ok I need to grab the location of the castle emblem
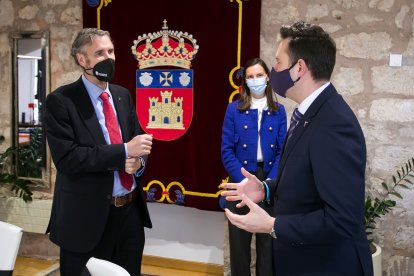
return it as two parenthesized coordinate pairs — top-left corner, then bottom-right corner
(132, 20), (198, 141)
(147, 91), (184, 129)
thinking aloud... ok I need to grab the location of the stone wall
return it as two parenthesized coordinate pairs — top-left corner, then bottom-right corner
(0, 0), (413, 274)
(0, 0), (83, 149)
(0, 0), (83, 259)
(260, 0), (414, 274)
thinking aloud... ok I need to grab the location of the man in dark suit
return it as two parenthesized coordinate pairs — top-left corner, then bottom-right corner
(44, 28), (153, 276)
(221, 21), (373, 275)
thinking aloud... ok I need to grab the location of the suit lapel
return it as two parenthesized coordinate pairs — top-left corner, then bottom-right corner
(70, 78), (107, 145)
(276, 84), (338, 184)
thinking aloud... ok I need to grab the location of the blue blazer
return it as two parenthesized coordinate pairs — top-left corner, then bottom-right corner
(268, 84), (373, 276)
(221, 100), (287, 182)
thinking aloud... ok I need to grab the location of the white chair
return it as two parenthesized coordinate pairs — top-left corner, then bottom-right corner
(84, 257), (131, 276)
(0, 221), (23, 272)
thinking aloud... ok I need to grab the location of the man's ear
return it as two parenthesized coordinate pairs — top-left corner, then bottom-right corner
(296, 59), (308, 77)
(76, 53), (85, 67)
(298, 58), (308, 73)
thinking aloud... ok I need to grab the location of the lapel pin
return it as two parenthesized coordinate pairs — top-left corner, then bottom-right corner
(304, 121), (309, 127)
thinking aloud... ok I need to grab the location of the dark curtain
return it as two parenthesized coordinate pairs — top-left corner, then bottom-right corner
(83, 0), (261, 211)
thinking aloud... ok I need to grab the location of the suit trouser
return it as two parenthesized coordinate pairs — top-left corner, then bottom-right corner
(60, 200), (145, 276)
(227, 166), (274, 276)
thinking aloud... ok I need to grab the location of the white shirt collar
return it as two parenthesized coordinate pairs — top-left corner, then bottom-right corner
(251, 96), (267, 110)
(297, 82), (330, 115)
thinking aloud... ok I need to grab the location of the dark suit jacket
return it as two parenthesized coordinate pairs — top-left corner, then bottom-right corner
(44, 77), (152, 253)
(267, 84), (373, 276)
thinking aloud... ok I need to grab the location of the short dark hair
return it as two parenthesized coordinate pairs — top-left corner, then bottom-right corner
(238, 58), (279, 112)
(71, 28), (111, 66)
(280, 21), (336, 81)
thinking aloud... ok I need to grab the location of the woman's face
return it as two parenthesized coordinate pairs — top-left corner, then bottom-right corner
(245, 64), (268, 99)
(245, 64), (267, 81)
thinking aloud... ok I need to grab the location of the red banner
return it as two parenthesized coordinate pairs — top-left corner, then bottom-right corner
(82, 0), (261, 211)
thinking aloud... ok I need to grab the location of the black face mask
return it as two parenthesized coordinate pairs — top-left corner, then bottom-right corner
(85, 58), (115, 82)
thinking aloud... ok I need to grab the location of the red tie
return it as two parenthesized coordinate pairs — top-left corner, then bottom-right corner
(100, 92), (133, 191)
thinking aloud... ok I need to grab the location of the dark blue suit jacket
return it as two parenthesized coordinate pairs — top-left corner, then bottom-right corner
(267, 84), (373, 275)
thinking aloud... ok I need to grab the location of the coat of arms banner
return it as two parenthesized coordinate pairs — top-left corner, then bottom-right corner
(83, 0), (262, 211)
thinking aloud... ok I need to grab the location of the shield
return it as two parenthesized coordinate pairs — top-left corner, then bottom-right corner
(136, 69), (193, 141)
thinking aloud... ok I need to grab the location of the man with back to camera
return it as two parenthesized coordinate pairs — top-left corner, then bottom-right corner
(221, 21), (374, 275)
(44, 28), (153, 276)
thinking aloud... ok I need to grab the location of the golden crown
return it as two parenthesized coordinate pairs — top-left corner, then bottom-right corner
(131, 19), (199, 69)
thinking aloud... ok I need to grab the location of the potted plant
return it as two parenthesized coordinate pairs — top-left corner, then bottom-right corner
(0, 129), (45, 203)
(0, 146), (33, 202)
(364, 157), (414, 276)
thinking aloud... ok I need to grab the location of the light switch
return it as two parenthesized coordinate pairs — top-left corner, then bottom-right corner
(389, 54), (402, 67)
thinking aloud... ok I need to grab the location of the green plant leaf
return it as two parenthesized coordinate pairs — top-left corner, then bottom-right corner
(1, 145), (34, 202)
(403, 179), (413, 185)
(365, 157), (414, 249)
(390, 192), (402, 199)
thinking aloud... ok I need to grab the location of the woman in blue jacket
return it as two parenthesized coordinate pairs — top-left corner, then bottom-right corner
(221, 58), (286, 275)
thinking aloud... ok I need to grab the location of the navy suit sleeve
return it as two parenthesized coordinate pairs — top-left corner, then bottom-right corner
(276, 114), (366, 244)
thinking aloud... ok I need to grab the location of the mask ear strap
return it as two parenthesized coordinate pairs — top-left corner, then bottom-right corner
(289, 60), (302, 83)
(84, 67), (94, 77)
(288, 61), (298, 70)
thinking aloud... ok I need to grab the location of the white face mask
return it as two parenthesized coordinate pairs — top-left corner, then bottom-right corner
(246, 77), (267, 95)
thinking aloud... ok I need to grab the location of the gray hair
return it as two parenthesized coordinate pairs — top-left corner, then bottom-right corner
(71, 28), (111, 66)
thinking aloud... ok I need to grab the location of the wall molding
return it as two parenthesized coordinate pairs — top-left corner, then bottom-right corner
(142, 255), (223, 275)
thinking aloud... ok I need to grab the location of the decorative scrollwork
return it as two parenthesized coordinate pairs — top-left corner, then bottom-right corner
(144, 179), (225, 206)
